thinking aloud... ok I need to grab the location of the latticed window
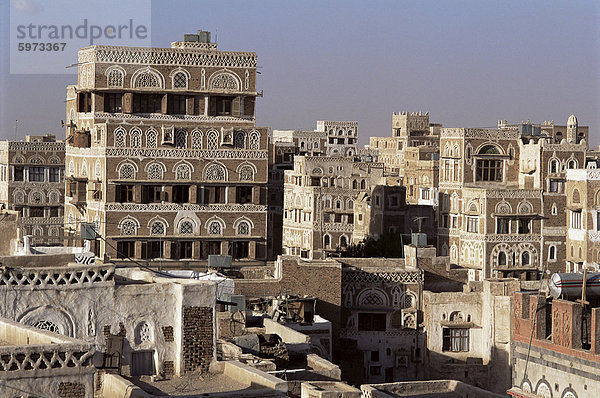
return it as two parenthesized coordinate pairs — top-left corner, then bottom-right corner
(237, 221), (250, 235)
(147, 163), (163, 180)
(130, 128), (142, 148)
(49, 227), (59, 237)
(180, 221), (193, 234)
(239, 165), (254, 181)
(114, 128), (127, 147)
(173, 72), (187, 88)
(175, 129), (187, 148)
(208, 221), (222, 235)
(146, 129), (158, 148)
(14, 191), (24, 203)
(121, 220), (137, 235)
(362, 292), (384, 306)
(95, 162), (102, 179)
(119, 164), (135, 180)
(135, 72), (160, 88)
(249, 132), (260, 150)
(234, 131), (246, 149)
(80, 164), (88, 177)
(211, 73), (238, 90)
(33, 226), (43, 237)
(30, 157), (43, 164)
(33, 320), (60, 334)
(175, 164), (191, 180)
(49, 191), (59, 203)
(107, 69), (123, 87)
(403, 294), (414, 309)
(150, 221), (165, 235)
(191, 130), (202, 149)
(207, 131), (219, 150)
(135, 322), (151, 344)
(206, 164), (225, 181)
(30, 191), (44, 204)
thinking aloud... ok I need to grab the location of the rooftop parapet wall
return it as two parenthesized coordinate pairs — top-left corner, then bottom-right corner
(0, 264), (115, 289)
(78, 45), (257, 68)
(441, 128), (519, 140)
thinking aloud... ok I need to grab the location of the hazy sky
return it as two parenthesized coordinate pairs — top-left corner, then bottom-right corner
(1, 0), (598, 145)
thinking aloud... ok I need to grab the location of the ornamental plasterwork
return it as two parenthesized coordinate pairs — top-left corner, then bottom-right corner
(79, 46), (257, 68)
(342, 271), (420, 284)
(105, 148), (266, 159)
(484, 234), (542, 243)
(105, 203), (267, 212)
(92, 112), (255, 122)
(321, 223), (354, 232)
(484, 189), (543, 199)
(8, 142), (64, 151)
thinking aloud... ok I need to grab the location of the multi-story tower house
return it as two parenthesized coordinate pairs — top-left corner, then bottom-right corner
(282, 156), (385, 259)
(565, 166), (600, 272)
(438, 116), (588, 280)
(0, 135), (65, 245)
(317, 121), (358, 157)
(64, 32), (268, 266)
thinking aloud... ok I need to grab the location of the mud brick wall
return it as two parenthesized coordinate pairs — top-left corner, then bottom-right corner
(163, 360), (175, 378)
(183, 306), (214, 372)
(58, 382), (86, 398)
(163, 326), (174, 342)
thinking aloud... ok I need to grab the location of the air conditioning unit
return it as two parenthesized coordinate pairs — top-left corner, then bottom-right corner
(221, 127), (234, 145)
(162, 126), (174, 145)
(208, 255), (232, 269)
(80, 222), (96, 240)
(224, 294), (246, 311)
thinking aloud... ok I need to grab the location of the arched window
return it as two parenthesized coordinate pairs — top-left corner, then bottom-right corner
(191, 129), (203, 149)
(568, 159), (577, 169)
(205, 164), (226, 181)
(572, 189), (581, 204)
(134, 71), (160, 88)
(172, 71), (187, 89)
(521, 251), (530, 266)
(324, 234), (331, 249)
(360, 180), (366, 189)
(175, 163), (191, 180)
(49, 191), (60, 204)
(114, 127), (127, 147)
(476, 145), (503, 182)
(14, 190), (24, 203)
(249, 131), (260, 150)
(548, 246), (556, 260)
(33, 320), (60, 334)
(135, 322), (152, 344)
(234, 131), (246, 149)
(237, 221), (250, 235)
(119, 163), (136, 180)
(130, 128), (142, 148)
(145, 128), (158, 148)
(179, 220), (194, 234)
(208, 221), (222, 235)
(239, 165), (254, 181)
(207, 130), (219, 150)
(147, 163), (164, 180)
(340, 235), (348, 248)
(175, 129), (187, 148)
(120, 220), (137, 235)
(95, 161), (102, 179)
(107, 69), (124, 87)
(150, 221), (165, 235)
(498, 251), (507, 266)
(352, 180), (358, 189)
(549, 159), (558, 174)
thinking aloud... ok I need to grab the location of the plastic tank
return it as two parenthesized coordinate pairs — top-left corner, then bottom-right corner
(549, 272), (600, 299)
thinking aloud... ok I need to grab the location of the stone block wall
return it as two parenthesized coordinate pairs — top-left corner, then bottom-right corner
(183, 306), (214, 372)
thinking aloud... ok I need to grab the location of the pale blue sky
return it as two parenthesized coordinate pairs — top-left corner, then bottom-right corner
(1, 0), (598, 145)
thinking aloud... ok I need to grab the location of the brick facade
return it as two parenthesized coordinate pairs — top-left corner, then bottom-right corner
(182, 306), (214, 372)
(58, 382), (86, 398)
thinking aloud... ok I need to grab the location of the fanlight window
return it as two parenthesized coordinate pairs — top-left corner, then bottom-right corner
(147, 163), (164, 180)
(150, 221), (165, 235)
(173, 72), (187, 88)
(146, 129), (158, 148)
(208, 221), (222, 235)
(32, 320), (60, 334)
(175, 164), (191, 180)
(362, 291), (384, 306)
(239, 165), (254, 181)
(249, 131), (260, 150)
(191, 130), (203, 149)
(14, 191), (24, 203)
(119, 164), (136, 180)
(175, 129), (187, 148)
(234, 131), (246, 149)
(206, 164), (226, 181)
(237, 221), (250, 235)
(107, 69), (123, 87)
(135, 72), (160, 88)
(121, 220), (137, 235)
(114, 128), (127, 147)
(30, 191), (44, 204)
(130, 128), (142, 148)
(207, 131), (219, 150)
(180, 221), (194, 234)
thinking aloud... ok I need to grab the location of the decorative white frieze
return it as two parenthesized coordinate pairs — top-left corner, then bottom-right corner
(105, 148), (267, 159)
(105, 203), (267, 212)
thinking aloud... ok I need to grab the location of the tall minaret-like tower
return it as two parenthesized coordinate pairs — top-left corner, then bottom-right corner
(567, 114), (578, 143)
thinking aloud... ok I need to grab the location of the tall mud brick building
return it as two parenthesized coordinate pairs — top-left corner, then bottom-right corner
(64, 32), (268, 267)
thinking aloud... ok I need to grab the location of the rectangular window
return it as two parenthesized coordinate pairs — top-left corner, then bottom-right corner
(104, 93), (122, 113)
(549, 180), (559, 192)
(116, 185), (134, 203)
(168, 95), (187, 115)
(49, 207), (59, 217)
(29, 166), (44, 182)
(216, 97), (233, 116)
(14, 166), (24, 181)
(476, 159), (503, 182)
(133, 94), (163, 113)
(390, 196), (398, 207)
(451, 215), (458, 229)
(571, 210), (582, 229)
(49, 167), (60, 182)
(518, 219), (531, 234)
(232, 241), (249, 259)
(358, 313), (387, 331)
(142, 185), (162, 204)
(496, 218), (510, 234)
(143, 241), (163, 259)
(117, 241), (135, 258)
(442, 328), (469, 352)
(466, 216), (479, 233)
(236, 186), (253, 204)
(29, 207), (44, 217)
(171, 241), (193, 259)
(207, 241), (221, 256)
(421, 189), (430, 200)
(172, 185), (190, 203)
